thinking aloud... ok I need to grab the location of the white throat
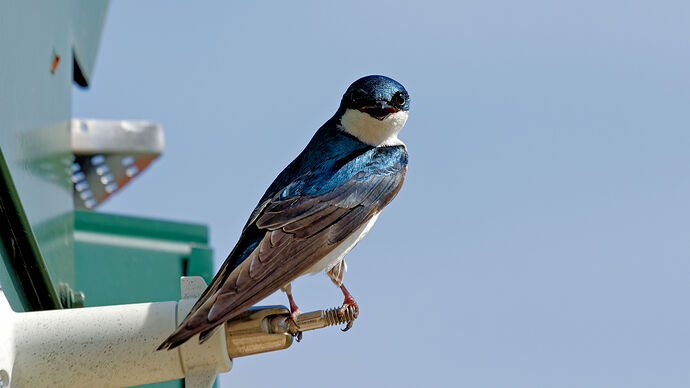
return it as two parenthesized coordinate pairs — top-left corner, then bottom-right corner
(339, 108), (408, 146)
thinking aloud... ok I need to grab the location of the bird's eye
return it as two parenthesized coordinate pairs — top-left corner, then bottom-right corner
(392, 92), (407, 106)
(350, 89), (367, 103)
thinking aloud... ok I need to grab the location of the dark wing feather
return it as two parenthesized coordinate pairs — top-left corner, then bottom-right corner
(158, 147), (407, 350)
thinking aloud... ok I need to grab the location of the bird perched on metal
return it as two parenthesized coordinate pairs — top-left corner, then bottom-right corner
(158, 75), (410, 350)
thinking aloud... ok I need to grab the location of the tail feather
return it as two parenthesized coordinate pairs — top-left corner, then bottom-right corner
(157, 322), (214, 351)
(157, 299), (222, 351)
(198, 326), (221, 344)
(157, 323), (223, 351)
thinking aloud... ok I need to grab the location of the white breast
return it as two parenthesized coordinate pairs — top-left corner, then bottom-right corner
(305, 212), (380, 275)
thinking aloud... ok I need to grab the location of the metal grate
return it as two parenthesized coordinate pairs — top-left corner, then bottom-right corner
(71, 119), (164, 209)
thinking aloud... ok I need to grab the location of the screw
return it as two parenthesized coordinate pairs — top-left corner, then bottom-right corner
(266, 306), (358, 335)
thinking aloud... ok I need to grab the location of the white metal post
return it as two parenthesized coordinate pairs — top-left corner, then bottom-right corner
(0, 276), (231, 388)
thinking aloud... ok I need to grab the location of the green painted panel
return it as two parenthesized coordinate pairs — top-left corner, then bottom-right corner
(71, 0), (110, 85)
(0, 0), (108, 309)
(0, 1), (75, 298)
(188, 246), (215, 282)
(73, 210), (213, 307)
(0, 149), (62, 311)
(75, 209), (208, 244)
(0, 243), (29, 312)
(75, 243), (186, 306)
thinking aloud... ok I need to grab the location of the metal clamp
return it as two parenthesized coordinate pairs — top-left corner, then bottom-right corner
(224, 305), (358, 358)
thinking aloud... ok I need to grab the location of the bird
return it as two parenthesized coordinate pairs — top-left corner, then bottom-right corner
(158, 75), (410, 350)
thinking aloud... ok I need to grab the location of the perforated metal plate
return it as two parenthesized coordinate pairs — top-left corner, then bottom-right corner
(70, 119), (164, 209)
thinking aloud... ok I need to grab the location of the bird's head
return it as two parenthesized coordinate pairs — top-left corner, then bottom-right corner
(337, 75), (410, 146)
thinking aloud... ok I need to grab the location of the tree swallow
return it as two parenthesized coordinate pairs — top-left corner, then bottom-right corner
(158, 75), (410, 350)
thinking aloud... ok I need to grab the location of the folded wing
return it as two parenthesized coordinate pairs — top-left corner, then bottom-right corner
(158, 146), (407, 350)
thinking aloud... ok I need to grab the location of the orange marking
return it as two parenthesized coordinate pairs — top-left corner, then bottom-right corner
(50, 53), (60, 74)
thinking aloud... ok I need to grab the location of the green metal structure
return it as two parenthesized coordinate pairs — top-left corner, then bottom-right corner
(74, 210), (213, 308)
(0, 0), (95, 312)
(0, 2), (215, 387)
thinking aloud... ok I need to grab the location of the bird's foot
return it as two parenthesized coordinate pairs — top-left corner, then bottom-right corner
(283, 310), (303, 341)
(290, 308), (301, 322)
(285, 287), (303, 334)
(338, 295), (359, 332)
(338, 296), (358, 317)
(287, 308), (302, 331)
(337, 284), (359, 332)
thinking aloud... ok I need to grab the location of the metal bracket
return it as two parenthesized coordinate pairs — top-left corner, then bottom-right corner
(224, 305), (358, 358)
(177, 277), (232, 388)
(70, 119), (164, 209)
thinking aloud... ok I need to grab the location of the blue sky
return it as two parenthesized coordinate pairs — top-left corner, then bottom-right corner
(73, 1), (690, 387)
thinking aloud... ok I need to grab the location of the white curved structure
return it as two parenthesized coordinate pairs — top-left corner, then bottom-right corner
(0, 277), (231, 388)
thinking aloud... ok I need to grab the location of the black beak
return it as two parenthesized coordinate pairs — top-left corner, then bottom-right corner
(359, 101), (399, 120)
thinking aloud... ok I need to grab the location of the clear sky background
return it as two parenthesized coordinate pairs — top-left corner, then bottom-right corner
(73, 1), (690, 387)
